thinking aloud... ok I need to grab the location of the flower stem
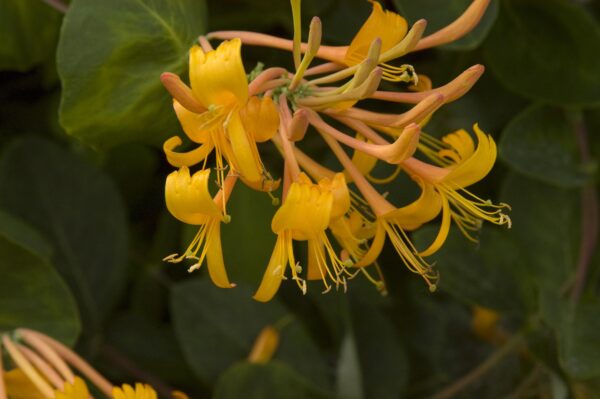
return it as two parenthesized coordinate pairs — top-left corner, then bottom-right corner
(429, 334), (523, 399)
(40, 0), (68, 13)
(101, 344), (175, 399)
(571, 115), (598, 303)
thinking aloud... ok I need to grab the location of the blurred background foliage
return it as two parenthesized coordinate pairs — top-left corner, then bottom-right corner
(0, 0), (599, 397)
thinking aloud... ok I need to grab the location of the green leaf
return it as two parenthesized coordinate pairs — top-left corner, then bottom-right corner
(338, 298), (409, 399)
(57, 0), (207, 148)
(103, 312), (195, 386)
(483, 0), (600, 106)
(413, 226), (535, 314)
(170, 279), (330, 389)
(500, 173), (580, 291)
(0, 136), (128, 330)
(213, 361), (330, 399)
(394, 0), (499, 51)
(0, 211), (53, 260)
(558, 299), (600, 379)
(221, 183), (277, 285)
(500, 104), (592, 188)
(0, 0), (62, 71)
(0, 212), (80, 344)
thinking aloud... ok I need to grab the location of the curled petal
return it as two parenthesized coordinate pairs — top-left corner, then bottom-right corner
(444, 124), (497, 187)
(418, 193), (451, 257)
(163, 136), (214, 167)
(384, 179), (443, 230)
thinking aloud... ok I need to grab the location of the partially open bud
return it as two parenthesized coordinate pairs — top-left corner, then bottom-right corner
(160, 72), (205, 114)
(287, 109), (309, 141)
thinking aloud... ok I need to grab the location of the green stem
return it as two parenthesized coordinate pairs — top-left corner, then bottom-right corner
(429, 334), (524, 399)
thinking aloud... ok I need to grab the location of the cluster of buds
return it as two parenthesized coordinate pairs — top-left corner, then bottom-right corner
(161, 0), (510, 302)
(0, 329), (162, 398)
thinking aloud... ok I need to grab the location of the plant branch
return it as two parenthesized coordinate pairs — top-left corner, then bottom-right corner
(41, 0), (68, 13)
(429, 334), (524, 399)
(571, 116), (599, 303)
(101, 344), (174, 399)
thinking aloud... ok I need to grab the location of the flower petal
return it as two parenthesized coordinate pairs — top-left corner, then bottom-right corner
(206, 221), (233, 288)
(163, 136), (214, 168)
(254, 234), (289, 302)
(240, 96), (280, 142)
(165, 167), (222, 225)
(227, 110), (265, 184)
(345, 1), (408, 65)
(189, 39), (248, 108)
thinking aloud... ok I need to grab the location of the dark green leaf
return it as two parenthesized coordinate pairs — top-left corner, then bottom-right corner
(57, 0), (207, 147)
(0, 0), (62, 71)
(483, 0), (600, 106)
(0, 136), (128, 329)
(170, 279), (330, 389)
(558, 299), (600, 379)
(413, 226), (534, 314)
(341, 298), (408, 399)
(500, 104), (592, 188)
(394, 0), (499, 51)
(0, 211), (53, 260)
(103, 312), (195, 387)
(0, 213), (80, 344)
(500, 173), (580, 291)
(221, 183), (277, 285)
(213, 361), (330, 399)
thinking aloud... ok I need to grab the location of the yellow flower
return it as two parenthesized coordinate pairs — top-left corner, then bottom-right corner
(344, 1), (408, 66)
(4, 368), (46, 399)
(352, 181), (443, 291)
(254, 174), (354, 302)
(113, 383), (157, 399)
(54, 377), (89, 399)
(163, 167), (234, 288)
(162, 39), (278, 191)
(403, 124), (511, 256)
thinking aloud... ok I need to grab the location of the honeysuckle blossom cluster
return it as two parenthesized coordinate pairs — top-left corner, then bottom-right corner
(0, 329), (165, 399)
(161, 0), (511, 302)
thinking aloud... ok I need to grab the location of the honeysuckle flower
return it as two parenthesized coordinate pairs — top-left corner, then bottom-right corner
(54, 377), (89, 399)
(254, 173), (356, 302)
(0, 329), (174, 399)
(160, 0), (509, 300)
(163, 167), (236, 288)
(112, 383), (157, 399)
(3, 368), (45, 399)
(402, 125), (511, 256)
(161, 39), (279, 191)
